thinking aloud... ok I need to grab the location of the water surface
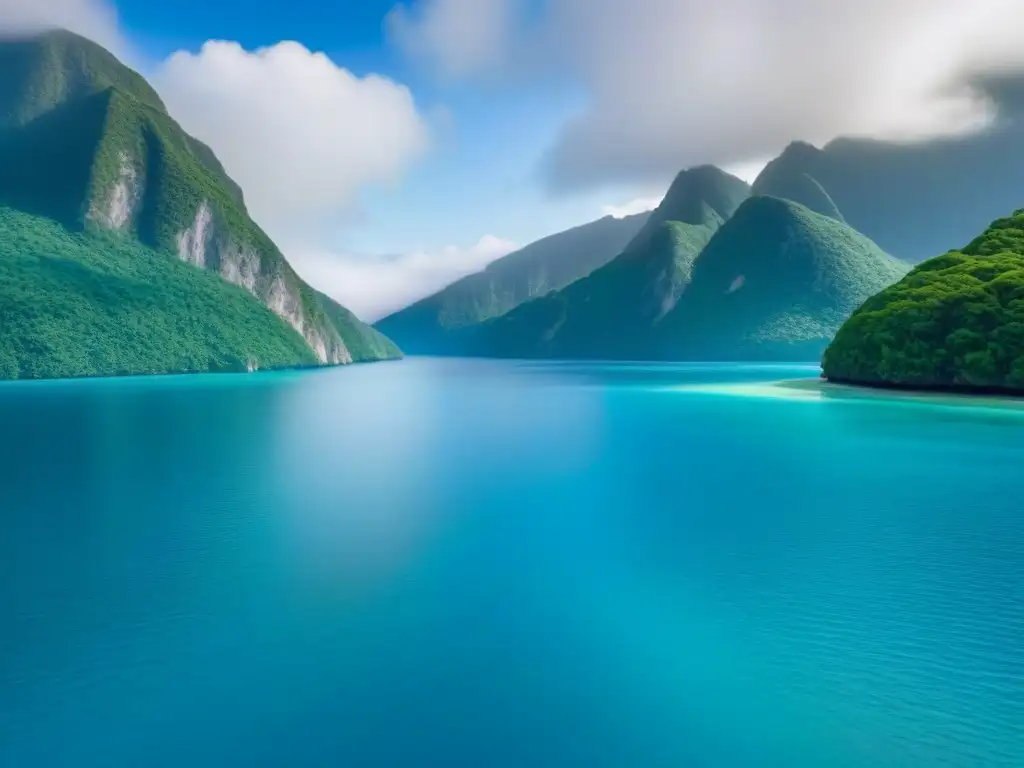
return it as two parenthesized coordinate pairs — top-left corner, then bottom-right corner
(1, 358), (1021, 767)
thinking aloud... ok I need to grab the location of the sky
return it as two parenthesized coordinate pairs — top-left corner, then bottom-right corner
(4, 0), (1024, 320)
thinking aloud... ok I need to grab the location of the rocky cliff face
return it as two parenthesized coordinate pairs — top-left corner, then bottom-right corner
(83, 158), (354, 365)
(86, 151), (140, 231)
(172, 201), (351, 364)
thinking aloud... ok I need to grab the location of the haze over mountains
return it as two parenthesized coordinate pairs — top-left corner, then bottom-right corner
(0, 30), (400, 379)
(378, 78), (1024, 363)
(374, 210), (649, 353)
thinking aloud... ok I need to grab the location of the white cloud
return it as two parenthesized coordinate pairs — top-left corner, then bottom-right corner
(602, 196), (661, 219)
(0, 0), (125, 55)
(387, 0), (522, 81)
(393, 0), (1024, 191)
(723, 159), (769, 185)
(154, 40), (431, 234)
(286, 235), (518, 322)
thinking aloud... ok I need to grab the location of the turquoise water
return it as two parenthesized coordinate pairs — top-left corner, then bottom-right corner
(1, 358), (1022, 767)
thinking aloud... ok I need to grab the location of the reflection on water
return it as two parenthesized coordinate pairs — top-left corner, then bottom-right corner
(0, 358), (1022, 767)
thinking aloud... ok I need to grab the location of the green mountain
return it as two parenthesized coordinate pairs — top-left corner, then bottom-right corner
(0, 207), (317, 378)
(0, 30), (400, 379)
(658, 196), (910, 361)
(473, 166), (751, 358)
(823, 209), (1024, 393)
(751, 150), (844, 222)
(314, 290), (403, 363)
(374, 211), (650, 353)
(751, 88), (1024, 262)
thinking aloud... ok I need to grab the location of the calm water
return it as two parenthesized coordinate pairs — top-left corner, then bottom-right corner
(1, 358), (1021, 767)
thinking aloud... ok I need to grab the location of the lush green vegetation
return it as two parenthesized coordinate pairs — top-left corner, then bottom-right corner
(0, 80), (306, 312)
(374, 212), (650, 353)
(0, 30), (401, 375)
(482, 218), (722, 358)
(0, 207), (318, 380)
(659, 196), (909, 360)
(822, 209), (1024, 392)
(470, 166), (751, 358)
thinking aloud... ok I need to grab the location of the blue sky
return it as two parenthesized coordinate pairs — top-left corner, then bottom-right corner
(5, 0), (1017, 319)
(114, 0), (628, 255)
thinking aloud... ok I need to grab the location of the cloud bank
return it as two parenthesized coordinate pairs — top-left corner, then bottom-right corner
(155, 40), (430, 235)
(393, 0), (1024, 191)
(387, 0), (520, 81)
(287, 236), (518, 322)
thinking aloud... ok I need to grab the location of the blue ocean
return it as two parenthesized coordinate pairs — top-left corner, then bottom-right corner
(1, 358), (1021, 767)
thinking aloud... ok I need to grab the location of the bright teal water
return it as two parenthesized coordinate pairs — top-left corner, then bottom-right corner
(1, 358), (1021, 767)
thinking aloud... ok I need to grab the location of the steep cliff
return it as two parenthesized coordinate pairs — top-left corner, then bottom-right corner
(0, 30), (400, 373)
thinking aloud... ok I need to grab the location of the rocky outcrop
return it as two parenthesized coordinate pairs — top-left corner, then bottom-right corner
(87, 151), (140, 231)
(173, 201), (351, 364)
(175, 200), (214, 267)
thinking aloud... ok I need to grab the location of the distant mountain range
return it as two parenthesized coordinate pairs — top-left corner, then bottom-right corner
(475, 166), (752, 359)
(753, 126), (1024, 263)
(378, 164), (912, 362)
(0, 30), (400, 380)
(378, 91), (1024, 363)
(374, 211), (649, 353)
(8, 30), (1024, 377)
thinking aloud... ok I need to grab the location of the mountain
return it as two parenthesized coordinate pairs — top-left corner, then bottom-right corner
(314, 290), (403, 363)
(374, 211), (650, 353)
(751, 79), (1024, 263)
(0, 30), (400, 379)
(473, 166), (752, 358)
(750, 150), (844, 222)
(823, 208), (1024, 393)
(0, 207), (318, 378)
(657, 196), (910, 361)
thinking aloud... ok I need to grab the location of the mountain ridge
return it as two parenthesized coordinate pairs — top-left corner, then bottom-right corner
(374, 210), (650, 353)
(472, 166), (752, 358)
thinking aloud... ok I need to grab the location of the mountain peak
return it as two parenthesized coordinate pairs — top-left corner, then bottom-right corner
(778, 140), (821, 159)
(659, 165), (749, 221)
(750, 141), (843, 221)
(0, 28), (164, 128)
(659, 196), (909, 359)
(621, 165), (750, 260)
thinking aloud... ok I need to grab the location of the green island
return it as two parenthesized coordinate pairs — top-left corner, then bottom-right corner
(823, 208), (1024, 394)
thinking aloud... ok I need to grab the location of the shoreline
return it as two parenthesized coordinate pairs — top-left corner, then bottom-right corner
(679, 376), (1024, 411)
(780, 378), (1024, 409)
